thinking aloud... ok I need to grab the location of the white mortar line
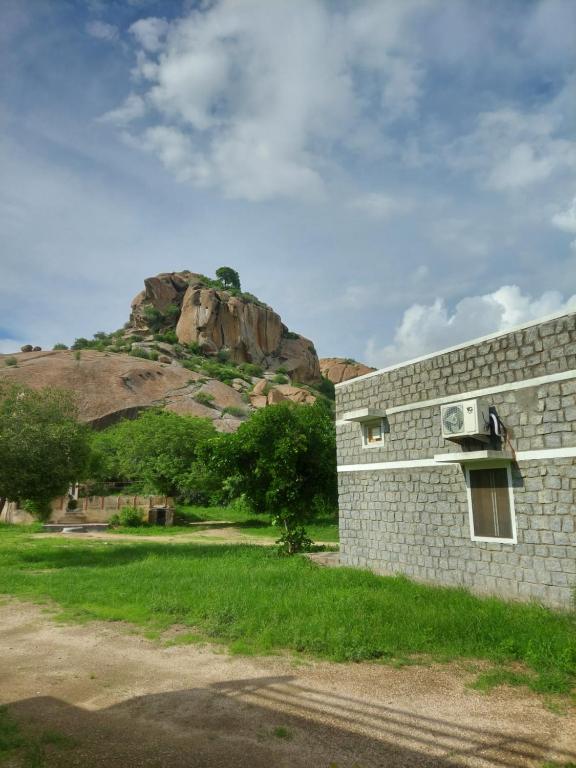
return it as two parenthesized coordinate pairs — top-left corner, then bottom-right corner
(335, 369), (576, 424)
(337, 446), (576, 472)
(385, 370), (576, 415)
(335, 309), (576, 389)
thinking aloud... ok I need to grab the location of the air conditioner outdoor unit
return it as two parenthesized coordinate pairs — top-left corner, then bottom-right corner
(440, 399), (491, 441)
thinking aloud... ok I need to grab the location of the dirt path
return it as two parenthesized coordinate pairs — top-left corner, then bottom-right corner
(0, 601), (574, 768)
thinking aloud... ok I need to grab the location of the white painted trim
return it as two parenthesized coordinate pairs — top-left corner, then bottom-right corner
(515, 446), (576, 461)
(385, 370), (576, 416)
(337, 446), (576, 472)
(434, 450), (514, 464)
(336, 308), (576, 389)
(337, 458), (438, 472)
(465, 464), (517, 545)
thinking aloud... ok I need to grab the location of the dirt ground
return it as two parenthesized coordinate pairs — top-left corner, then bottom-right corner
(0, 601), (574, 768)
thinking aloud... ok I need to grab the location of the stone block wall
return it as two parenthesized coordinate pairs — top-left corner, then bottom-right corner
(336, 312), (576, 608)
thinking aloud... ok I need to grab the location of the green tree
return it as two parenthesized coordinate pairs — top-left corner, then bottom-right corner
(207, 401), (337, 553)
(215, 266), (241, 291)
(91, 409), (218, 498)
(0, 383), (92, 520)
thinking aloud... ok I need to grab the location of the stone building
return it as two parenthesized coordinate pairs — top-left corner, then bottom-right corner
(336, 310), (576, 609)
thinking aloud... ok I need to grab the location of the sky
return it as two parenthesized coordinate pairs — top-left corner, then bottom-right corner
(1, 0), (575, 367)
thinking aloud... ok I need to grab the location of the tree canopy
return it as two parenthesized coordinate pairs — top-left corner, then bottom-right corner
(91, 409), (218, 499)
(215, 266), (241, 291)
(206, 401), (337, 551)
(0, 383), (92, 519)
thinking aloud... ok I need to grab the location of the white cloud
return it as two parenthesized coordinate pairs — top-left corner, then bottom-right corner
(103, 0), (427, 201)
(129, 17), (169, 52)
(350, 193), (413, 219)
(450, 108), (576, 191)
(99, 94), (146, 126)
(86, 20), (119, 42)
(366, 285), (576, 368)
(552, 197), (576, 234)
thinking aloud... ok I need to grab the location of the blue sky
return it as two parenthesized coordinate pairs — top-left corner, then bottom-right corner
(1, 0), (575, 365)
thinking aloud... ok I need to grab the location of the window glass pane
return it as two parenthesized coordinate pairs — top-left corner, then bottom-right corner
(469, 468), (512, 539)
(365, 421), (382, 443)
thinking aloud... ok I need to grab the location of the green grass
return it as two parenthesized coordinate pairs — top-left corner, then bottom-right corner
(0, 525), (574, 695)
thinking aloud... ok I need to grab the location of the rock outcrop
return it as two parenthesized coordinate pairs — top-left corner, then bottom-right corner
(0, 350), (244, 432)
(319, 357), (375, 384)
(129, 271), (320, 383)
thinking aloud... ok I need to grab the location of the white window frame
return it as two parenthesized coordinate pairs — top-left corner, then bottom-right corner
(362, 418), (385, 449)
(464, 461), (517, 544)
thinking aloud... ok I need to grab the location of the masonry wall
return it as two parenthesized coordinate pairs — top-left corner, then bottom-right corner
(336, 312), (576, 608)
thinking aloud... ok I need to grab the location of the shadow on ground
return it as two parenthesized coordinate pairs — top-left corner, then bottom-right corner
(4, 674), (575, 768)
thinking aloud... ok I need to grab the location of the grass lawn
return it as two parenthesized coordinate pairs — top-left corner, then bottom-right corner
(111, 504), (340, 543)
(0, 524), (574, 696)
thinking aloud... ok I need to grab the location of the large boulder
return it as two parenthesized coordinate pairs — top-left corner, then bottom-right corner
(319, 357), (375, 384)
(127, 271), (321, 383)
(0, 350), (244, 432)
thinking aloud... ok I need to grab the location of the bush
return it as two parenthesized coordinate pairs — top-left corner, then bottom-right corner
(216, 348), (230, 363)
(238, 362), (264, 378)
(195, 391), (215, 407)
(118, 506), (144, 527)
(165, 304), (180, 322)
(271, 374), (289, 385)
(222, 406), (247, 418)
(4, 358), (17, 367)
(283, 330), (299, 340)
(130, 348), (158, 361)
(142, 306), (164, 332)
(185, 341), (202, 355)
(53, 343), (69, 350)
(316, 376), (335, 401)
(154, 330), (178, 345)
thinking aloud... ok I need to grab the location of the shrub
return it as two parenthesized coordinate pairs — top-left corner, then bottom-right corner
(165, 304), (180, 322)
(67, 498), (78, 512)
(185, 341), (202, 355)
(142, 306), (164, 331)
(4, 358), (17, 367)
(283, 330), (299, 340)
(276, 366), (288, 375)
(195, 391), (215, 407)
(238, 362), (264, 378)
(154, 330), (178, 345)
(130, 348), (158, 361)
(316, 376), (335, 401)
(216, 348), (230, 363)
(222, 406), (247, 418)
(272, 374), (289, 385)
(53, 343), (68, 350)
(108, 513), (120, 528)
(118, 506), (144, 527)
(73, 351), (81, 362)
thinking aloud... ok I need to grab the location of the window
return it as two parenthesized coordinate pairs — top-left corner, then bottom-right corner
(465, 465), (516, 543)
(363, 419), (384, 447)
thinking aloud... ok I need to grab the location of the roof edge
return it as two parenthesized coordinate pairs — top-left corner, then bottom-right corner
(336, 307), (576, 389)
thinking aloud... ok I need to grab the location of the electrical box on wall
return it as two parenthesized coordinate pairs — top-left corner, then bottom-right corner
(440, 399), (491, 441)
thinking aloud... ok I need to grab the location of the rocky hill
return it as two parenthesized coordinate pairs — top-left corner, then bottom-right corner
(319, 357), (375, 383)
(128, 271), (320, 383)
(0, 270), (373, 429)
